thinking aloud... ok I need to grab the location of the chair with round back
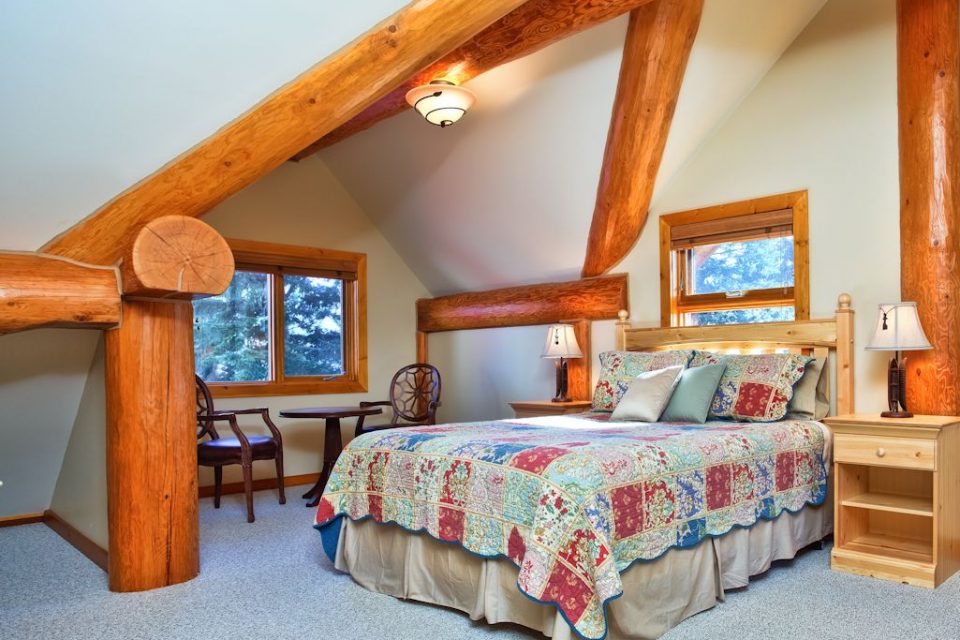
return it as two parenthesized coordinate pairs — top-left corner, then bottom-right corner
(195, 375), (285, 522)
(355, 364), (442, 437)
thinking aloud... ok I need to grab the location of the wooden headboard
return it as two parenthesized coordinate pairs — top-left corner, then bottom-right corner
(615, 294), (855, 415)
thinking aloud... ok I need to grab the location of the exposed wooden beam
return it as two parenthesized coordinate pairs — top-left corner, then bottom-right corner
(105, 299), (198, 592)
(40, 0), (528, 266)
(417, 274), (628, 333)
(120, 216), (234, 299)
(0, 252), (121, 335)
(581, 0), (703, 278)
(292, 0), (655, 158)
(898, 0), (960, 414)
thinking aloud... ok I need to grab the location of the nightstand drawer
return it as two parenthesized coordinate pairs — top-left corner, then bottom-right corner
(834, 434), (935, 470)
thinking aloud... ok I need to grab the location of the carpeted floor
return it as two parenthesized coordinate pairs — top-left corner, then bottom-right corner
(3, 490), (959, 640)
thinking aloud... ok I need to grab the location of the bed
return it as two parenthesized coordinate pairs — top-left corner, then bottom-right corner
(314, 295), (855, 640)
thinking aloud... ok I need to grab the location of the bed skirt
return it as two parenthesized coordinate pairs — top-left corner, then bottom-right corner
(332, 500), (831, 640)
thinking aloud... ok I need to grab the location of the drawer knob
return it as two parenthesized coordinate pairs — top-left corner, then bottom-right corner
(876, 447), (886, 458)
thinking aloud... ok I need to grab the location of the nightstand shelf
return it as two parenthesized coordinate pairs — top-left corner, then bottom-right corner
(826, 413), (960, 588)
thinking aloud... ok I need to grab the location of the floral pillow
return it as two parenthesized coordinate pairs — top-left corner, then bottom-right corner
(592, 350), (695, 411)
(690, 351), (813, 422)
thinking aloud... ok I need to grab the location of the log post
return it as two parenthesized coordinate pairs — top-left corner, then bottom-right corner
(105, 299), (198, 592)
(897, 0), (960, 414)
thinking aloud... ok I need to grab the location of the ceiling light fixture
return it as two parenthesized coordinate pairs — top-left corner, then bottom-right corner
(405, 79), (476, 128)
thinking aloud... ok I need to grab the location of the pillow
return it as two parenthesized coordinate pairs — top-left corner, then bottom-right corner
(610, 366), (684, 422)
(786, 357), (829, 420)
(691, 352), (813, 422)
(660, 363), (727, 423)
(592, 350), (695, 411)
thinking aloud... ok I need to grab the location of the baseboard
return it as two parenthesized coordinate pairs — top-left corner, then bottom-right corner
(0, 512), (46, 528)
(198, 472), (319, 498)
(43, 510), (108, 572)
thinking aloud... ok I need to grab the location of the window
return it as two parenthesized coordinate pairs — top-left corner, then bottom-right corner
(659, 191), (809, 327)
(193, 239), (367, 397)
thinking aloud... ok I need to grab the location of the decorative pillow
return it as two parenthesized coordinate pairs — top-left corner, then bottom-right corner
(786, 357), (830, 420)
(592, 350), (695, 411)
(692, 352), (813, 422)
(660, 363), (727, 423)
(610, 366), (684, 422)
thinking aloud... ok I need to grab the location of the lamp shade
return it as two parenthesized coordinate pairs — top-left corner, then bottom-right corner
(542, 324), (583, 359)
(405, 80), (476, 128)
(865, 302), (932, 351)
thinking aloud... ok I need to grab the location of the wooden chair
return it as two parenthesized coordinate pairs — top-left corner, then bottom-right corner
(355, 364), (442, 437)
(195, 375), (285, 522)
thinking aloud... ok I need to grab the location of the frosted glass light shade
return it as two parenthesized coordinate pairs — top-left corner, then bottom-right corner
(405, 80), (476, 128)
(865, 302), (932, 351)
(542, 324), (583, 359)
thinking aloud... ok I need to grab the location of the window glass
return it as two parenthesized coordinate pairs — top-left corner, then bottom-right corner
(683, 306), (795, 327)
(688, 236), (794, 295)
(283, 275), (344, 377)
(193, 271), (270, 382)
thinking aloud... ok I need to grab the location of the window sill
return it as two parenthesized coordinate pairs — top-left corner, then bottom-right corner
(206, 379), (367, 398)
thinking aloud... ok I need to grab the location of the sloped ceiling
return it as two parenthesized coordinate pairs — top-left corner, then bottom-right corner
(0, 0), (407, 251)
(322, 0), (827, 296)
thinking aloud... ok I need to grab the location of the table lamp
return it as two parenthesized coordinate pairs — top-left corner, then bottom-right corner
(865, 301), (932, 418)
(542, 324), (583, 403)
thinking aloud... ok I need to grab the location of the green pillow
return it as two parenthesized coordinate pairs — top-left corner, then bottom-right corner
(659, 363), (727, 423)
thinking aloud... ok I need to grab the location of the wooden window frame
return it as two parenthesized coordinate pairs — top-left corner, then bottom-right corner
(202, 239), (368, 398)
(658, 190), (810, 327)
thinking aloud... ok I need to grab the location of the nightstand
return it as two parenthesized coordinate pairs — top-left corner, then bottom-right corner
(825, 413), (960, 587)
(509, 400), (593, 419)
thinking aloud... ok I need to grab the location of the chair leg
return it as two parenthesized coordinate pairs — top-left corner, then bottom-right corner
(275, 451), (286, 505)
(242, 462), (255, 523)
(214, 466), (223, 509)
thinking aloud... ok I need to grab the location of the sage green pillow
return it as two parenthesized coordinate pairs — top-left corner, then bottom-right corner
(659, 363), (726, 423)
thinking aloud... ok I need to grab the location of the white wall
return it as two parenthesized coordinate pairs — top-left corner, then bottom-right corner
(0, 330), (100, 517)
(201, 155), (429, 487)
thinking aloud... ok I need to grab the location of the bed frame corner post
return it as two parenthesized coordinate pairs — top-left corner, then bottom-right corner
(835, 293), (855, 415)
(616, 309), (630, 351)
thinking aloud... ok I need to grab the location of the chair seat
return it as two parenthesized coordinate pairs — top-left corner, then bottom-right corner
(198, 435), (277, 464)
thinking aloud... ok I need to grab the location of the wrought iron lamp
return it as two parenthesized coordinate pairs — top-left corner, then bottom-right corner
(865, 301), (932, 418)
(542, 324), (583, 403)
(405, 79), (476, 128)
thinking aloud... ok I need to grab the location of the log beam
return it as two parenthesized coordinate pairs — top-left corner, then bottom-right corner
(105, 299), (198, 592)
(581, 0), (703, 278)
(40, 0), (528, 267)
(0, 252), (121, 335)
(292, 0), (655, 158)
(898, 0), (960, 414)
(416, 274), (628, 333)
(121, 216), (234, 299)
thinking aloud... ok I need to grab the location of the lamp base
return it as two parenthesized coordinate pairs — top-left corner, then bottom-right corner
(552, 358), (570, 403)
(880, 410), (914, 419)
(551, 395), (571, 403)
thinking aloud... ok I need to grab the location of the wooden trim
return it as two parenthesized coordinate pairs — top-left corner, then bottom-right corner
(227, 239), (363, 277)
(416, 274), (628, 333)
(581, 0), (704, 278)
(44, 510), (108, 572)
(40, 0), (529, 266)
(199, 472), (319, 498)
(0, 512), (46, 527)
(659, 190), (810, 327)
(292, 0), (656, 157)
(0, 251), (121, 335)
(669, 208), (793, 244)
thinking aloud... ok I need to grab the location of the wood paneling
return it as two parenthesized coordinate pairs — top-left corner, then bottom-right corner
(40, 0), (528, 266)
(292, 0), (655, 158)
(897, 0), (960, 415)
(581, 0), (703, 278)
(416, 274), (628, 333)
(0, 252), (121, 335)
(120, 216), (234, 299)
(44, 510), (109, 572)
(105, 299), (198, 592)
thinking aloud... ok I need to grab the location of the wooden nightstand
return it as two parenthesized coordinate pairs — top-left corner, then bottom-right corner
(825, 413), (960, 587)
(509, 400), (593, 419)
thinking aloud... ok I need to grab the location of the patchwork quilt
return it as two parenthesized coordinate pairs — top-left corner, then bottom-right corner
(314, 413), (828, 640)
